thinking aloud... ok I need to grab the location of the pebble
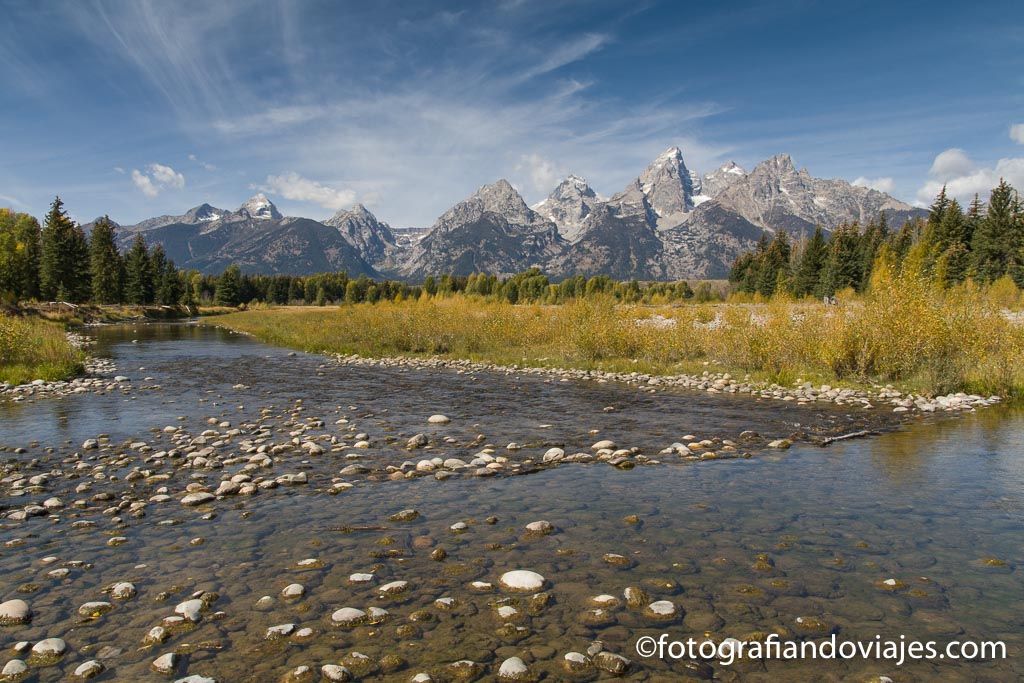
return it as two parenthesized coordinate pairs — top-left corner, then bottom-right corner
(497, 656), (531, 681)
(427, 414), (450, 424)
(73, 660), (105, 679)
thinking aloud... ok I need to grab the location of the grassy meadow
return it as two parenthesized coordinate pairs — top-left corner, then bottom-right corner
(211, 263), (1024, 399)
(0, 314), (85, 384)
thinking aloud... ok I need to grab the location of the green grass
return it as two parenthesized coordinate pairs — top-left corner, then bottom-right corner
(208, 268), (1024, 400)
(0, 314), (85, 385)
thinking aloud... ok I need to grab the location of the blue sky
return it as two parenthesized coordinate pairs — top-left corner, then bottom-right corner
(1, 0), (1022, 227)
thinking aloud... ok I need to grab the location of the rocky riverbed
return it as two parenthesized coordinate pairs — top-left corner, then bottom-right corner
(0, 323), (1020, 681)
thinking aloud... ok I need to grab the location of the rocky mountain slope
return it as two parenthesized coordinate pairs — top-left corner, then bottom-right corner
(101, 194), (377, 276)
(105, 149), (924, 280)
(399, 180), (564, 279)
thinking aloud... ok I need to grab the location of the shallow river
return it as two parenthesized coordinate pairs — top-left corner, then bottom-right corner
(0, 323), (1021, 682)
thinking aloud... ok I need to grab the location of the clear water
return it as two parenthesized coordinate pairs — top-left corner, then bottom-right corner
(0, 323), (1020, 681)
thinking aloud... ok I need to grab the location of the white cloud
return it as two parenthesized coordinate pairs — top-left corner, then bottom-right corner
(1011, 123), (1024, 144)
(256, 172), (356, 211)
(113, 166), (125, 174)
(212, 105), (328, 135)
(917, 148), (1024, 205)
(929, 148), (974, 180)
(131, 163), (185, 198)
(516, 153), (562, 194)
(852, 176), (895, 193)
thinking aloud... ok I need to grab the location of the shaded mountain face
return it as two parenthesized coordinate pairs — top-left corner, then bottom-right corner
(532, 175), (602, 242)
(546, 204), (668, 280)
(399, 180), (564, 278)
(323, 203), (397, 268)
(111, 196), (376, 276)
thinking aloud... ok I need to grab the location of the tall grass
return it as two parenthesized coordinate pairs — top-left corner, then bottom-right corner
(213, 271), (1024, 399)
(0, 314), (85, 384)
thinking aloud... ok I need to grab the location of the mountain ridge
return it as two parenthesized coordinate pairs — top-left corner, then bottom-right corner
(98, 149), (925, 279)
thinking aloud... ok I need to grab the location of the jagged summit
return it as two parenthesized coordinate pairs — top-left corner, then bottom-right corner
(701, 161), (748, 199)
(239, 193), (282, 220)
(533, 174), (601, 242)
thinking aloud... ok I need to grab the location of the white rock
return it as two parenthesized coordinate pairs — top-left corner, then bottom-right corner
(499, 570), (546, 592)
(151, 652), (178, 674)
(321, 665), (352, 681)
(427, 414), (450, 424)
(498, 656), (530, 680)
(2, 660), (28, 677)
(30, 638), (66, 658)
(330, 607), (366, 626)
(265, 623), (295, 639)
(180, 492), (215, 506)
(174, 598), (204, 622)
(74, 660), (105, 678)
(111, 582), (137, 600)
(281, 583), (305, 598)
(0, 599), (31, 625)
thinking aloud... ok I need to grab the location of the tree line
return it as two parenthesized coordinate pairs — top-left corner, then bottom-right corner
(0, 198), (715, 308)
(729, 179), (1023, 297)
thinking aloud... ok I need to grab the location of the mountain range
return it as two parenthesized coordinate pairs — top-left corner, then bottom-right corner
(93, 148), (925, 280)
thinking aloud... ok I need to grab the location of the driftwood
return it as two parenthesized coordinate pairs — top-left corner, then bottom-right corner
(820, 429), (875, 445)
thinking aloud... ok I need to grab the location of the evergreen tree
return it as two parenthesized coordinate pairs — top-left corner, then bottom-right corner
(858, 215), (889, 290)
(755, 231), (791, 296)
(972, 179), (1016, 282)
(88, 217), (123, 304)
(792, 226), (826, 297)
(123, 234), (153, 304)
(214, 264), (242, 306)
(149, 244), (168, 299)
(155, 259), (182, 305)
(39, 197), (90, 302)
(819, 224), (862, 295)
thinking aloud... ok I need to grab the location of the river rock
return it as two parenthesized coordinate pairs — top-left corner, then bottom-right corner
(180, 492), (215, 506)
(321, 665), (352, 681)
(110, 582), (137, 600)
(73, 660), (104, 679)
(498, 656), (531, 681)
(499, 570), (546, 592)
(30, 638), (66, 660)
(151, 652), (178, 674)
(427, 414), (450, 424)
(0, 600), (31, 625)
(331, 607), (366, 627)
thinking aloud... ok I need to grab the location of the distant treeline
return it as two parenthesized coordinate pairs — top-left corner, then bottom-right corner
(0, 198), (716, 307)
(730, 180), (1023, 297)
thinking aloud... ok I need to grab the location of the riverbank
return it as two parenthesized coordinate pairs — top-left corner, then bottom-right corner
(0, 314), (85, 385)
(209, 282), (1017, 410)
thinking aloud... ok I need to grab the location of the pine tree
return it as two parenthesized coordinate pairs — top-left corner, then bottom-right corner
(155, 259), (182, 305)
(792, 226), (826, 297)
(123, 234), (153, 304)
(972, 179), (1016, 283)
(149, 244), (168, 300)
(819, 224), (862, 295)
(858, 215), (889, 290)
(755, 232), (791, 296)
(89, 217), (123, 304)
(39, 196), (90, 302)
(215, 264), (242, 306)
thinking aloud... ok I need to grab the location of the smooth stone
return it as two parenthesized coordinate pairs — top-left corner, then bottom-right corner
(0, 600), (31, 625)
(152, 652), (178, 674)
(282, 583), (305, 598)
(331, 607), (366, 627)
(427, 414), (450, 424)
(1, 660), (28, 677)
(498, 656), (531, 681)
(73, 660), (105, 679)
(180, 492), (215, 506)
(174, 599), (204, 622)
(320, 665), (352, 681)
(499, 570), (546, 592)
(111, 582), (137, 600)
(30, 638), (66, 658)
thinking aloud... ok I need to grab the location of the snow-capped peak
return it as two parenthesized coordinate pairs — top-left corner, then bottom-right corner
(240, 193), (282, 220)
